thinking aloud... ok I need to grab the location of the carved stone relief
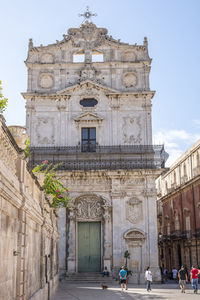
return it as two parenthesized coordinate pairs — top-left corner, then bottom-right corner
(122, 50), (137, 62)
(122, 116), (142, 144)
(75, 196), (103, 219)
(36, 117), (55, 145)
(40, 53), (54, 63)
(79, 64), (99, 81)
(126, 198), (143, 224)
(123, 73), (137, 87)
(124, 229), (145, 241)
(39, 73), (54, 89)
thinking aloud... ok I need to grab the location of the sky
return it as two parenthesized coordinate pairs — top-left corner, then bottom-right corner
(0, 0), (200, 166)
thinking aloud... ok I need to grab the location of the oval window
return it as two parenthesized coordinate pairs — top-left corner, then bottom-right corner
(80, 98), (98, 107)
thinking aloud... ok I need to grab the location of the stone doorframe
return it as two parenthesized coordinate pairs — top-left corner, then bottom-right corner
(67, 194), (112, 273)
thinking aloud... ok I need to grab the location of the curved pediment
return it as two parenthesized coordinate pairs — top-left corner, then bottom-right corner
(74, 112), (103, 123)
(124, 229), (146, 240)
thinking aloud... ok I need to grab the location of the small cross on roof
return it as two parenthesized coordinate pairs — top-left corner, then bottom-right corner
(78, 6), (97, 22)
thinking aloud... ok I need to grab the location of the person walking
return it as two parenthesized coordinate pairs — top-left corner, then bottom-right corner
(172, 267), (178, 282)
(178, 266), (188, 293)
(163, 268), (168, 283)
(119, 266), (128, 291)
(190, 265), (200, 294)
(145, 267), (152, 292)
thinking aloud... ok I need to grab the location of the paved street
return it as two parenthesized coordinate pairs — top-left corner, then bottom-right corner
(52, 282), (199, 300)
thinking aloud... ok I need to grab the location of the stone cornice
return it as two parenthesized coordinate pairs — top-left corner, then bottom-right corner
(158, 174), (200, 203)
(25, 60), (151, 68)
(22, 90), (155, 100)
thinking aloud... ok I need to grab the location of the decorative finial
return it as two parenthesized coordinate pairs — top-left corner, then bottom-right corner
(78, 6), (97, 22)
(28, 38), (33, 50)
(143, 37), (148, 47)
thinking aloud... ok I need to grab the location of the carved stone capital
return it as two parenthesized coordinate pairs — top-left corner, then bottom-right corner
(103, 205), (112, 222)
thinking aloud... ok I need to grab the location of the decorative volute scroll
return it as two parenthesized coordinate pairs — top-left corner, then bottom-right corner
(124, 229), (146, 241)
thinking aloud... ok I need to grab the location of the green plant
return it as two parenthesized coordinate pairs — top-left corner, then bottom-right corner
(124, 250), (130, 267)
(0, 80), (8, 114)
(123, 250), (132, 277)
(33, 160), (70, 208)
(24, 138), (30, 157)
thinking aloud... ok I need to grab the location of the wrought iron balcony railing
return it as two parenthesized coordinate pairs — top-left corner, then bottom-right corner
(28, 144), (167, 171)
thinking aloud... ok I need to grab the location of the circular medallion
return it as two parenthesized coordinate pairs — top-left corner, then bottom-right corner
(39, 74), (54, 89)
(123, 73), (137, 87)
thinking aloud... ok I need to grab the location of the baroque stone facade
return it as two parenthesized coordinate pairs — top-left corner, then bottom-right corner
(23, 21), (166, 283)
(0, 116), (59, 300)
(156, 139), (200, 273)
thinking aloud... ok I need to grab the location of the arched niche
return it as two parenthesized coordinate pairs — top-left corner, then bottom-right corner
(124, 228), (146, 242)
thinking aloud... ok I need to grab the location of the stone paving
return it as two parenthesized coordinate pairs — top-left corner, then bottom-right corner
(51, 282), (199, 300)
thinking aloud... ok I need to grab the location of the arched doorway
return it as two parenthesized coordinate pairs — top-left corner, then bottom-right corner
(67, 194), (112, 273)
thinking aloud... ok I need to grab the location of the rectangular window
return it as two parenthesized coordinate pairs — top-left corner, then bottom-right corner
(81, 128), (96, 152)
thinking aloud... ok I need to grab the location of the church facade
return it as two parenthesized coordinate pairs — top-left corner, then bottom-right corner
(23, 21), (166, 282)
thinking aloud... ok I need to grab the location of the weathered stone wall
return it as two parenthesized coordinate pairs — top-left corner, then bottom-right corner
(0, 116), (59, 300)
(58, 169), (161, 283)
(23, 22), (153, 148)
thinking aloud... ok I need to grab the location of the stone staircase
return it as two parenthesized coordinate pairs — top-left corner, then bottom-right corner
(66, 272), (116, 284)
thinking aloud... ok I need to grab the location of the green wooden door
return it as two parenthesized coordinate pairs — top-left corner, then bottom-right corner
(78, 222), (101, 272)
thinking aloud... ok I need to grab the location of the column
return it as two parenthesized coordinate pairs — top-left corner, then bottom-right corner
(58, 208), (66, 275)
(103, 205), (112, 272)
(67, 209), (76, 273)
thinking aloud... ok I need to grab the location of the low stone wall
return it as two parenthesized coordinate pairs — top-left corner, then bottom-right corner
(0, 116), (59, 300)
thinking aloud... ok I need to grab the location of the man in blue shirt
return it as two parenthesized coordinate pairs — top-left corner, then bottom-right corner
(119, 266), (128, 290)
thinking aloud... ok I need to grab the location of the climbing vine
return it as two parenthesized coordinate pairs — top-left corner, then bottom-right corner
(33, 160), (70, 208)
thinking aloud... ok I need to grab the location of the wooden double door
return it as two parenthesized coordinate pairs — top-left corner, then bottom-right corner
(78, 222), (101, 272)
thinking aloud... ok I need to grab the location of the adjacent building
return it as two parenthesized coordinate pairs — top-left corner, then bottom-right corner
(23, 21), (166, 282)
(157, 139), (200, 272)
(0, 116), (59, 300)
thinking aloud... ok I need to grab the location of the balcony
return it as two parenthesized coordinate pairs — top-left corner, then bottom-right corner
(170, 230), (181, 239)
(28, 144), (166, 171)
(181, 230), (192, 239)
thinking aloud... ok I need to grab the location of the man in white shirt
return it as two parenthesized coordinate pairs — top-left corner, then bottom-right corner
(145, 267), (152, 292)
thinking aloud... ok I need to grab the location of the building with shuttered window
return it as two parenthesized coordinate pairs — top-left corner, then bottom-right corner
(157, 139), (200, 272)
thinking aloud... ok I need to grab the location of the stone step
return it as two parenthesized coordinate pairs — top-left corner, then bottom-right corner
(66, 279), (116, 284)
(66, 273), (116, 283)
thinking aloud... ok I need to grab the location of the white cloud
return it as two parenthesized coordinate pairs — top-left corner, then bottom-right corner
(153, 129), (200, 167)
